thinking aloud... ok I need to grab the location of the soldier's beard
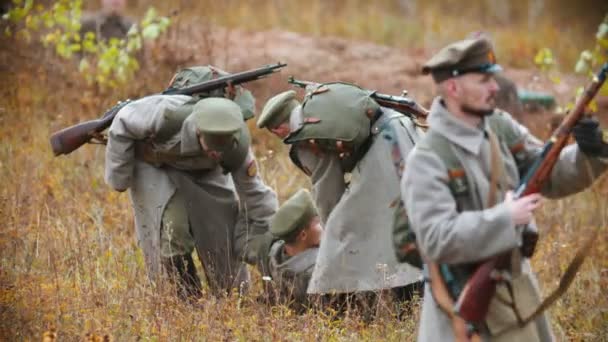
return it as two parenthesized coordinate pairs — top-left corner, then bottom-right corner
(460, 104), (495, 117)
(460, 96), (496, 117)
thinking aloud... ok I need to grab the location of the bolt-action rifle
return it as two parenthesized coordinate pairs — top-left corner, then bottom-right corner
(49, 62), (287, 156)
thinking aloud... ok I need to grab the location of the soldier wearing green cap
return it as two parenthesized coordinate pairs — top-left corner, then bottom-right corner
(104, 77), (277, 300)
(260, 83), (425, 310)
(403, 37), (608, 341)
(260, 189), (321, 310)
(257, 90), (344, 223)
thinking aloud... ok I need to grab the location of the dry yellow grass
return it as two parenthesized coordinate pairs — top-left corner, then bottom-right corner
(1, 1), (608, 340)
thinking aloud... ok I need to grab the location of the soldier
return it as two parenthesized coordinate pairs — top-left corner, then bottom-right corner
(80, 0), (134, 42)
(402, 37), (608, 341)
(261, 84), (424, 314)
(257, 90), (343, 223)
(264, 189), (321, 311)
(105, 74), (277, 300)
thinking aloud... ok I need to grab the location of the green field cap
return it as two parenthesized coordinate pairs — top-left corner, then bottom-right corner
(422, 38), (503, 83)
(270, 189), (318, 239)
(257, 90), (300, 129)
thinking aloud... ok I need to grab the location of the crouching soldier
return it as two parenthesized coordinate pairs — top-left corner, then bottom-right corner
(105, 94), (277, 301)
(266, 189), (321, 311)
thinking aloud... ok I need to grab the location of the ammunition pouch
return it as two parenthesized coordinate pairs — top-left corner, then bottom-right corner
(520, 226), (538, 258)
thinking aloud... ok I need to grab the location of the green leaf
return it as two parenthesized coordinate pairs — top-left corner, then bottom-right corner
(142, 7), (158, 27)
(597, 23), (608, 40)
(600, 83), (608, 97)
(580, 50), (593, 61)
(534, 48), (555, 70)
(127, 23), (138, 36)
(142, 24), (160, 40)
(575, 59), (589, 74)
(587, 100), (598, 113)
(158, 17), (170, 30)
(78, 58), (89, 73)
(549, 75), (561, 84)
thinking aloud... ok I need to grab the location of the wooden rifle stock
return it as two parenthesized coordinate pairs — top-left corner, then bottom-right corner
(455, 62), (608, 324)
(50, 62), (287, 156)
(50, 100), (130, 156)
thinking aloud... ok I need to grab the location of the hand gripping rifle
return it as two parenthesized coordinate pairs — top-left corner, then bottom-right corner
(431, 62), (608, 339)
(49, 62), (287, 156)
(287, 76), (429, 121)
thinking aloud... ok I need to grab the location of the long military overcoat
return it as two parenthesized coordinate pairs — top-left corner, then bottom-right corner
(403, 98), (607, 341)
(307, 108), (423, 294)
(105, 94), (277, 292)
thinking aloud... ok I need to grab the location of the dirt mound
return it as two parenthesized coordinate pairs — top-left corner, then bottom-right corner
(1, 20), (599, 136)
(157, 24), (590, 111)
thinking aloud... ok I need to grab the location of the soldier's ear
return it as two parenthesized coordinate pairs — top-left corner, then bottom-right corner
(444, 78), (461, 98)
(297, 229), (308, 243)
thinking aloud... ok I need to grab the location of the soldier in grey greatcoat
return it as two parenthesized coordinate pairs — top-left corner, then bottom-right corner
(260, 84), (424, 312)
(266, 189), (321, 311)
(403, 37), (608, 341)
(80, 0), (133, 42)
(257, 90), (344, 224)
(105, 93), (277, 300)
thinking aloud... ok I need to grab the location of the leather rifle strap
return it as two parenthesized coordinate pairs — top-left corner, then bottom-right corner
(487, 130), (505, 208)
(426, 261), (481, 341)
(494, 227), (599, 336)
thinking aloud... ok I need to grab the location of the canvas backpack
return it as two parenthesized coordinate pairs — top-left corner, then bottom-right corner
(284, 82), (381, 172)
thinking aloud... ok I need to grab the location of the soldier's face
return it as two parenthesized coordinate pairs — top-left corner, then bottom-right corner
(454, 73), (499, 116)
(198, 134), (236, 161)
(302, 216), (323, 248)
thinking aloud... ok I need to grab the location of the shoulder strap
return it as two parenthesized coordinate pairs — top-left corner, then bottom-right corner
(486, 110), (526, 157)
(487, 130), (505, 207)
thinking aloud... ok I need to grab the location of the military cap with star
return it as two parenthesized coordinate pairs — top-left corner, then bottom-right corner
(422, 37), (503, 83)
(270, 189), (318, 239)
(257, 90), (300, 129)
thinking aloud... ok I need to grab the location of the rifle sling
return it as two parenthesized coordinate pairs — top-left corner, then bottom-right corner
(493, 227), (599, 336)
(487, 130), (505, 208)
(426, 261), (481, 341)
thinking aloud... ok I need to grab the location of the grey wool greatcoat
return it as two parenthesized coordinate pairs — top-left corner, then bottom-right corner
(403, 98), (608, 341)
(307, 108), (423, 294)
(268, 240), (318, 309)
(105, 94), (277, 292)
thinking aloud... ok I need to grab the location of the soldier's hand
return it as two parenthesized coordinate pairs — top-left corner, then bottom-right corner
(225, 82), (237, 100)
(573, 117), (608, 157)
(505, 191), (543, 226)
